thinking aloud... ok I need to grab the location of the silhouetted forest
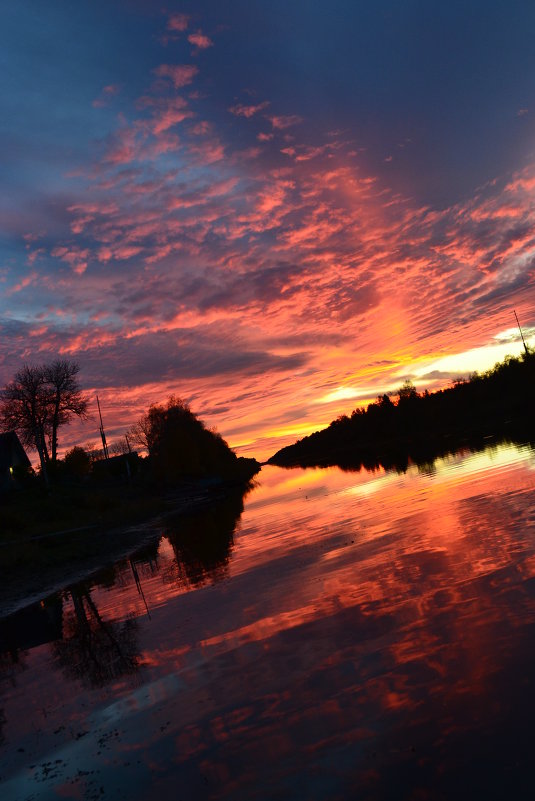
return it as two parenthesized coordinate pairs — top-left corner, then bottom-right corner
(269, 352), (535, 471)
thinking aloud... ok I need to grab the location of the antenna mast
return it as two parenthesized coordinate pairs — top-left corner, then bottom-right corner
(96, 395), (110, 459)
(514, 309), (529, 357)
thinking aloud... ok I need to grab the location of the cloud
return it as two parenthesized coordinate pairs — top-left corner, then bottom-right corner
(92, 84), (121, 108)
(167, 13), (189, 32)
(229, 101), (270, 118)
(50, 245), (90, 275)
(268, 115), (303, 130)
(139, 96), (193, 134)
(188, 31), (213, 50)
(7, 23), (535, 460)
(154, 64), (199, 89)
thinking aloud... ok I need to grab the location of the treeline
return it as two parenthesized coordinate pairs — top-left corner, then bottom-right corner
(269, 351), (535, 471)
(2, 392), (259, 544)
(0, 360), (259, 492)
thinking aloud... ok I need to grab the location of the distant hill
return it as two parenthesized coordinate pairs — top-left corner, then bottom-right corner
(269, 352), (535, 470)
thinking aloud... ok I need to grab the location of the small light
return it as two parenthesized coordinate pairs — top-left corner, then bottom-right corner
(9, 466), (13, 475)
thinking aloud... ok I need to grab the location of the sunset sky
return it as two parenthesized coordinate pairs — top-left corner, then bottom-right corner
(2, 1), (535, 459)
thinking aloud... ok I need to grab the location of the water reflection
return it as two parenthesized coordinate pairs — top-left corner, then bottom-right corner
(305, 431), (535, 478)
(0, 484), (251, 692)
(1, 446), (535, 799)
(52, 586), (140, 688)
(0, 596), (63, 661)
(164, 487), (247, 587)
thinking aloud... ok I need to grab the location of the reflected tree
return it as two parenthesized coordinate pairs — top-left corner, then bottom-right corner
(165, 487), (249, 587)
(52, 585), (139, 688)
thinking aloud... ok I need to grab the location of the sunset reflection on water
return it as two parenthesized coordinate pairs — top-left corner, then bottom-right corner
(2, 442), (535, 800)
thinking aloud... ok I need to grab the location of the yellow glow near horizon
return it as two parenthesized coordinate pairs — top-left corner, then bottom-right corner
(315, 386), (361, 404)
(413, 334), (534, 381)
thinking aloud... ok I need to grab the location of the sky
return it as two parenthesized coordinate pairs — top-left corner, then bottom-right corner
(1, 0), (535, 460)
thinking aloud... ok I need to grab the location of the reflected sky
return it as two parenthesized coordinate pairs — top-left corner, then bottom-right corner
(2, 442), (535, 799)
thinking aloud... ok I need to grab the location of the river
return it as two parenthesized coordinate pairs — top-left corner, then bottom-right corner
(2, 441), (535, 800)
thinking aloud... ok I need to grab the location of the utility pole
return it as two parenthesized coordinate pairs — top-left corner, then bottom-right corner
(514, 310), (530, 357)
(96, 395), (109, 459)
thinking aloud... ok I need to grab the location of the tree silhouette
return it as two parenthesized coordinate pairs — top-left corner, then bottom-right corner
(52, 585), (139, 688)
(0, 360), (88, 482)
(270, 351), (535, 471)
(0, 365), (51, 480)
(44, 360), (89, 463)
(131, 395), (238, 480)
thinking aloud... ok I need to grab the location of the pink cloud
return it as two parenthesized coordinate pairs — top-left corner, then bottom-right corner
(104, 126), (144, 165)
(154, 64), (199, 89)
(188, 31), (213, 50)
(189, 121), (212, 136)
(8, 271), (39, 294)
(51, 246), (90, 275)
(92, 84), (121, 108)
(186, 138), (225, 164)
(144, 97), (193, 134)
(268, 114), (303, 130)
(229, 101), (270, 118)
(26, 248), (45, 265)
(20, 48), (535, 463)
(143, 131), (181, 158)
(167, 13), (189, 32)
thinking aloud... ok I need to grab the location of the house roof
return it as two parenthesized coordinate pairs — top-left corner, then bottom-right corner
(0, 431), (31, 470)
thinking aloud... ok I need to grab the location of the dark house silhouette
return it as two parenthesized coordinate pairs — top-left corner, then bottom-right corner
(0, 431), (31, 490)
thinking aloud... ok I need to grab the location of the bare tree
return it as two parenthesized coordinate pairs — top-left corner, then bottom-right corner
(0, 359), (89, 482)
(127, 414), (152, 452)
(0, 365), (51, 480)
(109, 436), (130, 456)
(43, 360), (89, 462)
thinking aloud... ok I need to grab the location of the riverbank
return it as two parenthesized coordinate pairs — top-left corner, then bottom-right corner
(270, 352), (535, 470)
(0, 466), (260, 618)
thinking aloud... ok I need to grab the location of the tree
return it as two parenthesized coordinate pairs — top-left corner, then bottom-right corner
(0, 359), (89, 482)
(1, 365), (51, 480)
(109, 437), (130, 456)
(132, 395), (236, 480)
(127, 413), (151, 452)
(64, 446), (92, 479)
(397, 380), (418, 403)
(44, 360), (89, 463)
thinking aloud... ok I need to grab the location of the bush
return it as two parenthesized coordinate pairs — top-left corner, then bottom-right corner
(137, 396), (237, 481)
(64, 446), (92, 479)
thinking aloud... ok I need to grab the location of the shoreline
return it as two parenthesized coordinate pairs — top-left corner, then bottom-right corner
(0, 475), (258, 620)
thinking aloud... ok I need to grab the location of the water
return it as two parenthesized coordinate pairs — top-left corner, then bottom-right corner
(2, 442), (535, 800)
